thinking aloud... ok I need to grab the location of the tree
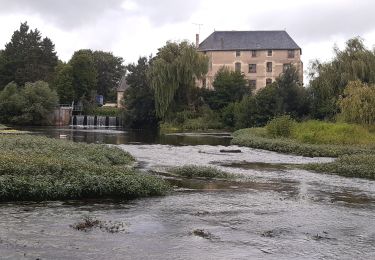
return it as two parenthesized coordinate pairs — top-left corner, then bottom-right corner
(0, 22), (58, 89)
(308, 37), (375, 119)
(123, 57), (158, 128)
(70, 50), (97, 102)
(0, 81), (58, 125)
(92, 51), (125, 102)
(148, 41), (208, 118)
(207, 67), (250, 110)
(338, 80), (375, 125)
(52, 63), (74, 104)
(275, 66), (309, 118)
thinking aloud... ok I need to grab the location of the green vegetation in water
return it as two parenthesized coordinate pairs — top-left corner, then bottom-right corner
(303, 154), (375, 180)
(0, 135), (169, 201)
(170, 165), (234, 179)
(233, 117), (375, 179)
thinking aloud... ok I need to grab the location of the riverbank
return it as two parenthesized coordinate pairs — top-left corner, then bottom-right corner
(0, 135), (169, 201)
(232, 121), (375, 179)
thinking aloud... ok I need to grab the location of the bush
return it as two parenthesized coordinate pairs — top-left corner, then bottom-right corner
(91, 106), (121, 117)
(0, 81), (58, 125)
(0, 135), (169, 201)
(265, 115), (296, 138)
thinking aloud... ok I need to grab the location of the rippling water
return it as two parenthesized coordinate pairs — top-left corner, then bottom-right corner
(1, 128), (375, 259)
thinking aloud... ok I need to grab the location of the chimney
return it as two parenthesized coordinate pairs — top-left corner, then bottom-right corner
(196, 33), (199, 48)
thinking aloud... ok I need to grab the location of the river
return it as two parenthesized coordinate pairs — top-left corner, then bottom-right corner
(1, 127), (374, 259)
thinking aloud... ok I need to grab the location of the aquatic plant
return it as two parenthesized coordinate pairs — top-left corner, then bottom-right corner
(170, 165), (234, 179)
(0, 135), (170, 201)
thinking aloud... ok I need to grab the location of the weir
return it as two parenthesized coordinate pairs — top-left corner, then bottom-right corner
(71, 115), (120, 127)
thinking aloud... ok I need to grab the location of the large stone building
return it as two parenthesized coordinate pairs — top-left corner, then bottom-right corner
(197, 31), (303, 90)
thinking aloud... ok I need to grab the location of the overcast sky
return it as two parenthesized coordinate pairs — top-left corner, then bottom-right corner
(0, 0), (375, 76)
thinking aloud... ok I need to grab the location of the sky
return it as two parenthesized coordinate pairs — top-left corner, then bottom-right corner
(0, 0), (375, 79)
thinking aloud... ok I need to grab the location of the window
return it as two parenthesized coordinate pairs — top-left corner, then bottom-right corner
(267, 50), (272, 56)
(288, 50), (295, 58)
(249, 80), (256, 89)
(251, 50), (257, 57)
(202, 78), (207, 88)
(248, 64), (256, 73)
(235, 62), (241, 72)
(283, 63), (291, 72)
(266, 62), (272, 72)
(266, 78), (272, 85)
(236, 51), (241, 57)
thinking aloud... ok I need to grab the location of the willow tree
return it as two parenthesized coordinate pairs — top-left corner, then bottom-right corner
(148, 41), (208, 118)
(308, 37), (375, 119)
(338, 80), (375, 125)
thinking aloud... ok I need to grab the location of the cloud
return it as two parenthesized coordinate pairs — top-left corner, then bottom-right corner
(0, 0), (201, 29)
(248, 0), (375, 43)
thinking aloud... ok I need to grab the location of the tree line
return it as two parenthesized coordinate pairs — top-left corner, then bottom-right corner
(0, 22), (125, 124)
(123, 37), (375, 129)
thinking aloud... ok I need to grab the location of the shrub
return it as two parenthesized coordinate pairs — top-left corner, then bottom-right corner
(0, 81), (58, 125)
(91, 106), (121, 117)
(265, 115), (296, 138)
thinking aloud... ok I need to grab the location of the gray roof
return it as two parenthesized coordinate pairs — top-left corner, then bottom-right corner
(198, 31), (301, 52)
(117, 75), (129, 92)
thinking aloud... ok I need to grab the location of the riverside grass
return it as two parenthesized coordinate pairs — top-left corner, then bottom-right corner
(0, 135), (169, 201)
(232, 120), (375, 180)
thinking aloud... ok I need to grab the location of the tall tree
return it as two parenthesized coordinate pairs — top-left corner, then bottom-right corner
(0, 22), (58, 89)
(207, 66), (250, 110)
(52, 63), (74, 104)
(148, 41), (208, 118)
(92, 51), (125, 102)
(123, 57), (158, 128)
(308, 37), (375, 119)
(70, 50), (97, 101)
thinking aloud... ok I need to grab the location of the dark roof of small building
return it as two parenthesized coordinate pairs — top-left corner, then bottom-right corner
(198, 31), (301, 52)
(117, 75), (129, 92)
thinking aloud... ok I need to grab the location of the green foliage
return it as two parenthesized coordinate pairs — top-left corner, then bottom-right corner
(170, 165), (234, 179)
(70, 50), (98, 101)
(338, 80), (375, 125)
(0, 81), (58, 125)
(52, 63), (74, 104)
(206, 67), (250, 110)
(91, 106), (121, 117)
(304, 154), (375, 179)
(123, 57), (158, 129)
(92, 51), (125, 102)
(0, 22), (58, 89)
(0, 135), (169, 201)
(292, 120), (375, 145)
(148, 41), (208, 118)
(232, 127), (373, 157)
(266, 115), (296, 138)
(308, 37), (375, 119)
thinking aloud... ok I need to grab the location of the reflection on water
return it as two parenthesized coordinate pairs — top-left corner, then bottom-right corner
(14, 126), (232, 146)
(1, 126), (375, 259)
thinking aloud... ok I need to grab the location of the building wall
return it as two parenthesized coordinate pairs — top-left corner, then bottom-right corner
(117, 91), (125, 108)
(201, 49), (303, 90)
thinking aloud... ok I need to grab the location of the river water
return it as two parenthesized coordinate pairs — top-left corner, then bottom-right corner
(1, 127), (375, 259)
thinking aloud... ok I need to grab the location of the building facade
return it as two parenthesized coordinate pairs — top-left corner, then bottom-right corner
(197, 31), (303, 90)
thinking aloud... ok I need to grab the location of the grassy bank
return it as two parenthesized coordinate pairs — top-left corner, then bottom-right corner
(232, 119), (375, 179)
(0, 135), (169, 201)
